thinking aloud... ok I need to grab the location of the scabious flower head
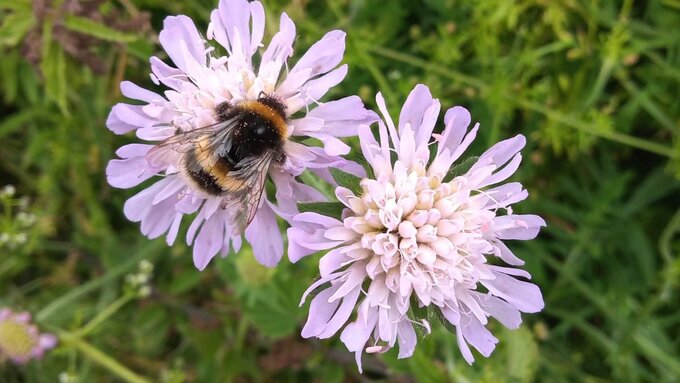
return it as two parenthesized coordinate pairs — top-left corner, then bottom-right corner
(106, 0), (376, 270)
(289, 85), (545, 371)
(0, 308), (57, 364)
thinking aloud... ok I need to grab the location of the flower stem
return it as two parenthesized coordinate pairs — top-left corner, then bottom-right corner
(57, 330), (152, 383)
(77, 293), (135, 337)
(36, 241), (162, 322)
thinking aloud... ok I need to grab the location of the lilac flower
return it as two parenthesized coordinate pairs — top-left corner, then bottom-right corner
(106, 0), (376, 269)
(0, 308), (57, 364)
(290, 85), (545, 371)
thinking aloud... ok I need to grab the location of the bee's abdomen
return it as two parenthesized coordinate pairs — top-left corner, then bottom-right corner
(184, 148), (224, 196)
(187, 168), (224, 196)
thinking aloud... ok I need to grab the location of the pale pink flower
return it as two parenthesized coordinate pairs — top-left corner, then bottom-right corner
(106, 0), (376, 269)
(0, 308), (57, 364)
(290, 85), (545, 371)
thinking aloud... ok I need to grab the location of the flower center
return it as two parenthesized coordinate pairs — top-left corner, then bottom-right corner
(348, 161), (495, 303)
(0, 321), (36, 360)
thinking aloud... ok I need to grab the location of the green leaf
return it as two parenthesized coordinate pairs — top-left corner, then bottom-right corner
(329, 167), (363, 196)
(41, 42), (68, 114)
(40, 17), (68, 114)
(503, 326), (539, 382)
(63, 15), (139, 43)
(0, 108), (50, 139)
(409, 298), (429, 322)
(345, 146), (375, 179)
(297, 201), (345, 220)
(443, 156), (479, 182)
(244, 287), (301, 338)
(408, 297), (435, 338)
(433, 307), (457, 335)
(0, 9), (35, 47)
(126, 39), (157, 61)
(0, 0), (31, 11)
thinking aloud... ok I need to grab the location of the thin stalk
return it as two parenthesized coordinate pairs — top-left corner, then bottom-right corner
(36, 241), (162, 321)
(77, 293), (135, 337)
(58, 331), (152, 383)
(369, 46), (678, 159)
(352, 42), (398, 107)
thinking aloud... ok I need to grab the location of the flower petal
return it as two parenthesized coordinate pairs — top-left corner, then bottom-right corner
(244, 202), (283, 267)
(459, 312), (499, 358)
(319, 286), (362, 339)
(260, 12), (295, 75)
(106, 144), (156, 188)
(482, 271), (544, 313)
(210, 0), (260, 62)
(193, 213), (224, 270)
(397, 319), (417, 358)
(398, 84), (440, 148)
(436, 106), (472, 156)
(471, 292), (522, 329)
(279, 30), (346, 97)
(308, 96), (379, 137)
(491, 214), (546, 240)
(120, 81), (163, 103)
(158, 15), (207, 75)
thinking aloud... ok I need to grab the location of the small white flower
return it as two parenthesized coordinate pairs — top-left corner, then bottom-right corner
(12, 233), (27, 245)
(16, 212), (36, 227)
(1, 185), (15, 197)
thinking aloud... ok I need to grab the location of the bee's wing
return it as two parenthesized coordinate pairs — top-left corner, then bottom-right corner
(220, 150), (276, 234)
(146, 118), (239, 170)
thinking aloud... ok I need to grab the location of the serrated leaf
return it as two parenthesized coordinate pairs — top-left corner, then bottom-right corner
(443, 156), (479, 182)
(297, 201), (345, 220)
(329, 167), (363, 196)
(63, 15), (139, 43)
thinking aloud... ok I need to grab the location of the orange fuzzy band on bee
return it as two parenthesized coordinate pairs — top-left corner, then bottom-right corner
(213, 167), (247, 192)
(190, 137), (247, 192)
(239, 100), (288, 137)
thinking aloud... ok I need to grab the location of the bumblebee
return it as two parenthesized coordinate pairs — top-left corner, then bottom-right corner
(147, 93), (288, 233)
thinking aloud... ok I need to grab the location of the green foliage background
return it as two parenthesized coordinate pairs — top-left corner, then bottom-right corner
(1, 0), (679, 382)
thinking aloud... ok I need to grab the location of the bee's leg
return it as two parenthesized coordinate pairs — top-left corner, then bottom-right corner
(218, 194), (230, 210)
(275, 152), (286, 164)
(215, 101), (232, 121)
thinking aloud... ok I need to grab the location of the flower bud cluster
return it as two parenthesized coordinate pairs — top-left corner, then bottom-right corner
(0, 185), (38, 251)
(124, 260), (154, 298)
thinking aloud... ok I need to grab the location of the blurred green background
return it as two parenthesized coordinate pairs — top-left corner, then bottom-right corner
(1, 0), (679, 382)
